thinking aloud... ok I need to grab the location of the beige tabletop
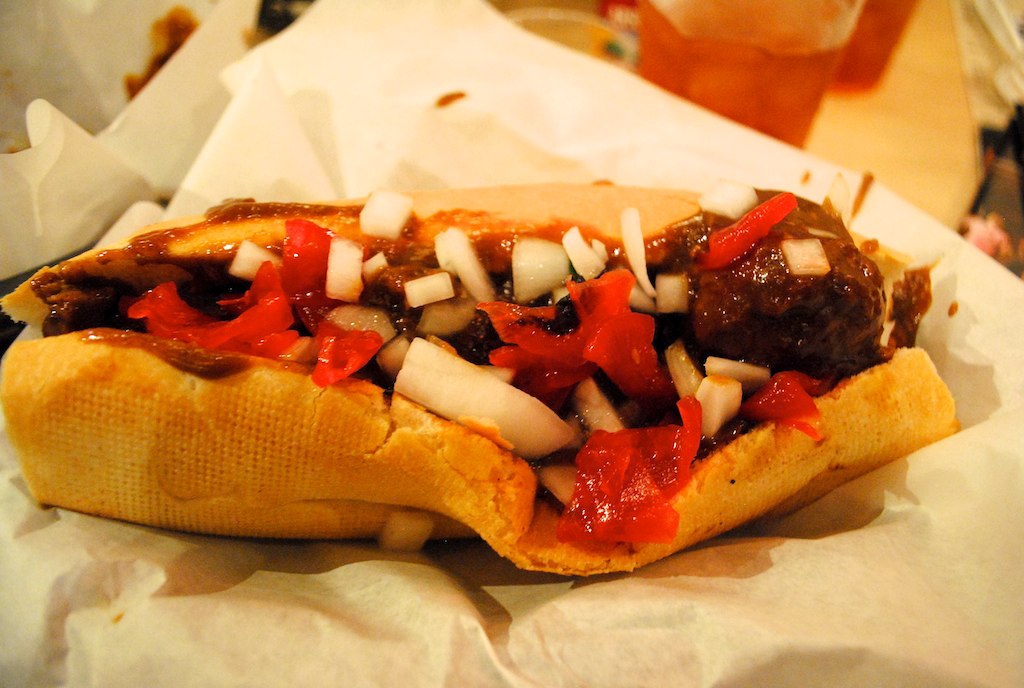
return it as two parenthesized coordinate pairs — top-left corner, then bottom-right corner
(805, 0), (983, 229)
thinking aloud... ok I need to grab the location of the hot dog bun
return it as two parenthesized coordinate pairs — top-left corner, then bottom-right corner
(0, 184), (958, 575)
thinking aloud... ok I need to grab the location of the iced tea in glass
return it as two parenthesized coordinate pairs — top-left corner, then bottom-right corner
(636, 0), (866, 146)
(832, 0), (919, 90)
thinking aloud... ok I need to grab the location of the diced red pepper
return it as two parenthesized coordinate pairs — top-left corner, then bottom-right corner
(565, 269), (634, 336)
(782, 370), (833, 397)
(231, 330), (301, 359)
(478, 302), (586, 365)
(697, 192), (798, 270)
(127, 261), (296, 358)
(556, 427), (683, 543)
(310, 322), (384, 387)
(481, 270), (673, 408)
(583, 311), (676, 404)
(125, 281), (216, 338)
(281, 218), (338, 331)
(200, 263), (294, 351)
(674, 395), (702, 476)
(556, 395), (701, 544)
(281, 219), (332, 297)
(488, 345), (595, 409)
(218, 260), (286, 313)
(740, 370), (824, 440)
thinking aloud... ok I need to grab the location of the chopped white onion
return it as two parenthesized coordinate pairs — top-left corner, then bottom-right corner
(704, 356), (770, 395)
(695, 375), (743, 437)
(572, 377), (625, 432)
(562, 415), (586, 451)
(879, 319), (896, 348)
(621, 207), (656, 298)
(433, 228), (495, 303)
(655, 273), (689, 313)
(417, 297), (477, 336)
(324, 304), (397, 342)
(377, 510), (434, 552)
(434, 232), (454, 273)
(512, 237), (571, 304)
(279, 336), (317, 364)
(825, 174), (853, 227)
(325, 237), (364, 302)
(538, 464), (578, 505)
(362, 251), (389, 280)
(665, 340), (704, 398)
(629, 284), (657, 313)
(699, 180), (759, 219)
(394, 338), (575, 459)
(561, 226), (606, 279)
(360, 190), (414, 239)
(377, 336), (411, 379)
(404, 272), (455, 308)
(807, 227), (838, 240)
(480, 365), (516, 385)
(782, 238), (831, 276)
(228, 240), (281, 281)
(424, 334), (457, 355)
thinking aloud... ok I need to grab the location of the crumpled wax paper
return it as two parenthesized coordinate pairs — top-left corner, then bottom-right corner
(1, 0), (1022, 686)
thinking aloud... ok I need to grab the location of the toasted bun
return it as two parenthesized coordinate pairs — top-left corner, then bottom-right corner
(0, 184), (700, 330)
(0, 184), (958, 575)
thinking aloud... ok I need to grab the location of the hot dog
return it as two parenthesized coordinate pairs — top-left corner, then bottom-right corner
(0, 183), (958, 575)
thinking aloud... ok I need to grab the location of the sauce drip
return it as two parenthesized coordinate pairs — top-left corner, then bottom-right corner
(81, 329), (253, 379)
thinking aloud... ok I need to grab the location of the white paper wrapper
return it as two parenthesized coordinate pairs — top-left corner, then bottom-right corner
(2, 1), (1022, 686)
(0, 0), (258, 280)
(0, 100), (153, 279)
(0, 0), (216, 148)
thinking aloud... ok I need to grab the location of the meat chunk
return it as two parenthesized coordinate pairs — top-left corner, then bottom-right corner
(690, 196), (887, 380)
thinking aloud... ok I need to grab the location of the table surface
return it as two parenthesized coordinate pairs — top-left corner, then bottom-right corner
(805, 0), (984, 229)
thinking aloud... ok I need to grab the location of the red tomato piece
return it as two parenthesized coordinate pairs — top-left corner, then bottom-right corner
(198, 297), (294, 352)
(697, 192), (798, 270)
(740, 370), (824, 440)
(779, 370), (833, 396)
(310, 322), (384, 387)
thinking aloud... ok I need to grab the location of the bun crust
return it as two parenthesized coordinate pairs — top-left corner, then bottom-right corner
(0, 184), (958, 575)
